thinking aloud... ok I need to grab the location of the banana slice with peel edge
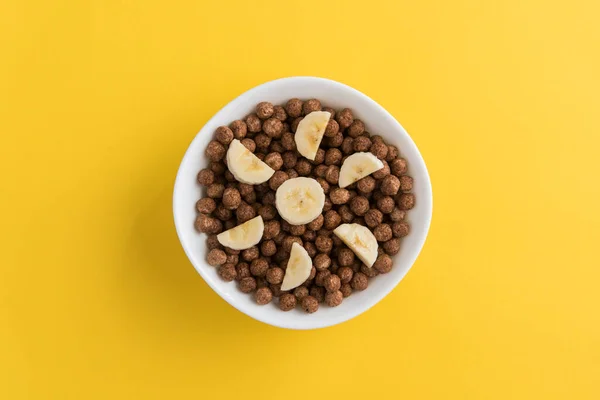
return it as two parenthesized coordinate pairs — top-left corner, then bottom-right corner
(333, 223), (379, 267)
(226, 139), (275, 184)
(294, 111), (331, 160)
(338, 152), (384, 188)
(216, 216), (264, 250)
(281, 242), (312, 291)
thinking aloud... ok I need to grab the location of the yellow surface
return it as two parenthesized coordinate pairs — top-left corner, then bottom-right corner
(1, 1), (599, 399)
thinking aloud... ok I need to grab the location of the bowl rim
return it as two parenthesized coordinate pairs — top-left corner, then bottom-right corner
(173, 76), (433, 329)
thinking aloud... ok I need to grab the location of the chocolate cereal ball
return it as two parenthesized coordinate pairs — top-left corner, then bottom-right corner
(264, 152), (283, 170)
(258, 204), (277, 221)
(262, 191), (276, 206)
(340, 283), (353, 297)
(291, 117), (302, 132)
(314, 253), (332, 271)
(371, 162), (389, 181)
(399, 175), (413, 192)
(325, 290), (343, 307)
(282, 236), (303, 253)
(324, 165), (340, 185)
(250, 258), (269, 277)
(261, 240), (277, 257)
(350, 196), (370, 216)
(374, 224), (393, 242)
(302, 99), (321, 115)
(197, 168), (215, 186)
(381, 175), (400, 196)
(390, 158), (408, 176)
(294, 286), (309, 301)
(323, 274), (341, 293)
(206, 141), (226, 162)
(266, 267), (284, 284)
(370, 141), (388, 160)
(218, 263), (237, 281)
(269, 170), (289, 191)
(311, 148), (326, 165)
(373, 254), (393, 274)
(207, 183), (225, 199)
(256, 101), (274, 119)
(215, 126), (234, 145)
(353, 135), (372, 152)
(315, 270), (331, 287)
(285, 98), (303, 118)
(301, 295), (319, 313)
(325, 119), (339, 137)
(386, 145), (400, 162)
(254, 133), (271, 151)
(236, 202), (256, 223)
(383, 238), (401, 255)
(279, 293), (297, 311)
(240, 138), (256, 152)
(226, 254), (239, 265)
(357, 176), (376, 193)
(239, 276), (257, 293)
(303, 229), (316, 242)
(281, 132), (296, 151)
(210, 161), (226, 176)
(393, 221), (410, 238)
(337, 248), (355, 267)
(304, 241), (317, 258)
(325, 148), (342, 166)
(222, 188), (241, 210)
(295, 159), (312, 176)
(263, 118), (283, 138)
(330, 188), (350, 205)
(361, 264), (379, 278)
(242, 246), (259, 262)
(326, 131), (344, 147)
(337, 266), (354, 284)
(310, 286), (326, 302)
(389, 207), (406, 222)
(282, 151), (298, 169)
(195, 214), (222, 234)
(347, 119), (365, 138)
(351, 272), (368, 291)
(207, 249), (227, 266)
(213, 205), (231, 221)
(206, 235), (221, 250)
(196, 197), (216, 214)
(364, 209), (384, 228)
(377, 196), (395, 214)
(272, 105), (287, 121)
(230, 120), (247, 139)
(263, 220), (280, 240)
(246, 114), (262, 133)
(315, 235), (333, 253)
(235, 263), (251, 280)
(316, 178), (330, 194)
(324, 210), (342, 230)
(307, 215), (324, 231)
(338, 205), (354, 223)
(255, 287), (273, 305)
(289, 224), (306, 236)
(336, 108), (354, 130)
(397, 193), (415, 210)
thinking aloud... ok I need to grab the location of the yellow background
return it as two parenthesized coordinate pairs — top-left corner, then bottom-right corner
(1, 0), (599, 398)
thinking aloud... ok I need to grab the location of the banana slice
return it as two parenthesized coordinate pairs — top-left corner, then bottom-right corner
(226, 139), (275, 184)
(281, 242), (312, 291)
(338, 152), (384, 188)
(276, 177), (325, 225)
(216, 216), (264, 250)
(333, 223), (379, 267)
(294, 111), (331, 160)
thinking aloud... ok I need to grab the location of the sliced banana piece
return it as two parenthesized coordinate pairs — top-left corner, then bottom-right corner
(216, 216), (264, 250)
(338, 152), (384, 188)
(276, 177), (325, 225)
(333, 223), (378, 267)
(281, 242), (312, 291)
(294, 111), (331, 160)
(226, 139), (275, 184)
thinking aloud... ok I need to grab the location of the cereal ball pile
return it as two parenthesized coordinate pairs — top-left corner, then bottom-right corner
(195, 99), (415, 313)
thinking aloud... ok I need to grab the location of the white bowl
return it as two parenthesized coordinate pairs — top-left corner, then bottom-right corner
(173, 77), (432, 330)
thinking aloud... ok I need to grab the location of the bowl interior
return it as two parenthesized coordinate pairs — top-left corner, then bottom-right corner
(173, 77), (432, 329)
